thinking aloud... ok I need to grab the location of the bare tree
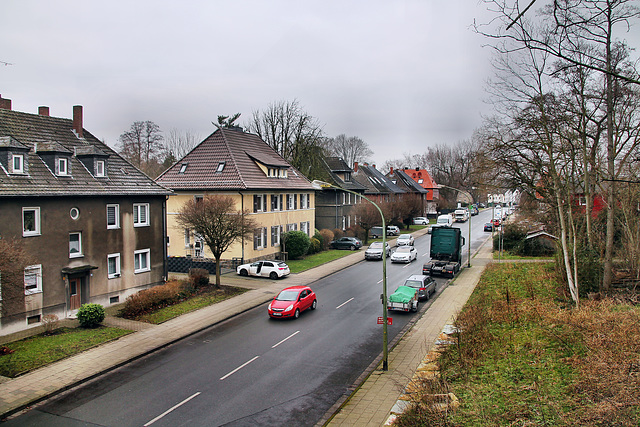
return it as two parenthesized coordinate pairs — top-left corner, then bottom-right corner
(0, 238), (33, 318)
(175, 195), (256, 287)
(246, 99), (326, 176)
(353, 201), (386, 244)
(165, 128), (200, 161)
(326, 134), (373, 168)
(118, 121), (164, 177)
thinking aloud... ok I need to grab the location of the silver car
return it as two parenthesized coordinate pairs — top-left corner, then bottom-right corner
(390, 246), (418, 263)
(365, 241), (391, 260)
(396, 234), (415, 246)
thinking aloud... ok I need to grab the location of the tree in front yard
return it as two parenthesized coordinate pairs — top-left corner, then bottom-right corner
(175, 195), (257, 287)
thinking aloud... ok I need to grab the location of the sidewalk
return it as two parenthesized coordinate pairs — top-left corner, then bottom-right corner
(0, 228), (491, 424)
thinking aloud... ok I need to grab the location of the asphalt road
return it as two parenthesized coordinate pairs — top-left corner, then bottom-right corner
(6, 211), (494, 427)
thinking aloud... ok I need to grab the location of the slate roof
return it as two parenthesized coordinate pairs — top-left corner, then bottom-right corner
(353, 164), (406, 195)
(320, 157), (367, 192)
(0, 108), (171, 197)
(156, 127), (315, 191)
(388, 169), (429, 194)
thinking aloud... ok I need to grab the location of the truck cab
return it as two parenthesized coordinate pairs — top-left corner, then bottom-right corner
(454, 209), (469, 222)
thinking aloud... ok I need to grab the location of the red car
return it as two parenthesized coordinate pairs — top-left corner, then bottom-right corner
(492, 218), (501, 227)
(268, 286), (317, 319)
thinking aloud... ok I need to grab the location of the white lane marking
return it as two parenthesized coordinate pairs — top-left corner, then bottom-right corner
(336, 298), (354, 309)
(377, 279), (383, 284)
(272, 331), (300, 348)
(144, 392), (201, 426)
(220, 356), (260, 380)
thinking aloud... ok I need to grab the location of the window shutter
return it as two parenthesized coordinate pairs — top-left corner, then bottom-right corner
(134, 204), (139, 223)
(294, 194), (297, 210)
(253, 195), (259, 212)
(263, 194), (268, 212)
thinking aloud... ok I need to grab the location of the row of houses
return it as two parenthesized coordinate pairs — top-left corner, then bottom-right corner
(0, 97), (438, 335)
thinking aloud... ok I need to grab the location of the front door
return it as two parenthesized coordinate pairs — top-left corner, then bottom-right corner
(69, 278), (81, 310)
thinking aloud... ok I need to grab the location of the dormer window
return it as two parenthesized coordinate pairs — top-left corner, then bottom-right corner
(216, 162), (225, 173)
(344, 172), (351, 181)
(96, 160), (105, 177)
(179, 163), (188, 174)
(12, 154), (24, 174)
(58, 158), (69, 176)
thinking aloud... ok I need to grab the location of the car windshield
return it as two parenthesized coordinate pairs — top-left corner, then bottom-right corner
(404, 280), (421, 287)
(277, 262), (288, 267)
(369, 242), (382, 248)
(399, 235), (410, 239)
(437, 217), (449, 224)
(396, 247), (412, 253)
(276, 290), (300, 301)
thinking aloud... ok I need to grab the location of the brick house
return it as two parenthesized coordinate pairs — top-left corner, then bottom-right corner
(0, 95), (171, 336)
(155, 126), (315, 266)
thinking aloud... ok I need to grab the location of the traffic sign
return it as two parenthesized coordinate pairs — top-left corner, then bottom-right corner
(377, 317), (392, 325)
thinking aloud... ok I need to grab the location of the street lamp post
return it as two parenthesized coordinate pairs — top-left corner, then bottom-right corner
(312, 180), (390, 371)
(438, 185), (472, 268)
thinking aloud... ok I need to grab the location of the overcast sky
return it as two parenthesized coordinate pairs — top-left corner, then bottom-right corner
(0, 1), (534, 166)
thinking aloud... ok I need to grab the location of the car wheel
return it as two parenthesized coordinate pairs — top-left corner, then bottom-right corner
(349, 245), (356, 251)
(239, 269), (248, 276)
(294, 308), (300, 319)
(311, 299), (317, 310)
(412, 302), (419, 312)
(269, 271), (278, 280)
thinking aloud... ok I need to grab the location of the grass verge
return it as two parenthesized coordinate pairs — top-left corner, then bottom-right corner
(286, 249), (357, 273)
(0, 327), (132, 378)
(395, 262), (640, 426)
(136, 285), (248, 324)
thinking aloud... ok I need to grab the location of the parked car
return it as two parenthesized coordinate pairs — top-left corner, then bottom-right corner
(387, 225), (400, 236)
(402, 274), (436, 301)
(268, 286), (317, 319)
(413, 217), (429, 225)
(390, 246), (418, 263)
(237, 260), (290, 279)
(469, 205), (479, 216)
(365, 241), (391, 260)
(492, 218), (501, 227)
(484, 222), (494, 232)
(330, 236), (363, 250)
(396, 233), (415, 246)
(370, 226), (384, 238)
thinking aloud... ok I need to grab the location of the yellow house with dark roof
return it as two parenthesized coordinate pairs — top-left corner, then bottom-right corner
(155, 127), (316, 265)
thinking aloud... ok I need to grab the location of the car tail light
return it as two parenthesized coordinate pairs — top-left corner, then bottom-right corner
(420, 287), (425, 291)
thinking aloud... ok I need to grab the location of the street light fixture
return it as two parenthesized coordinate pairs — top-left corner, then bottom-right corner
(312, 180), (390, 371)
(438, 184), (472, 268)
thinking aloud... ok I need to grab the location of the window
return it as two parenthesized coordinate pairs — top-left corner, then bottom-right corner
(194, 195), (203, 204)
(300, 221), (310, 236)
(58, 158), (69, 176)
(107, 253), (121, 278)
(12, 154), (24, 174)
(107, 204), (120, 229)
(179, 163), (188, 174)
(216, 162), (225, 173)
(271, 194), (282, 211)
(253, 227), (267, 250)
(184, 229), (191, 247)
(70, 207), (80, 220)
(253, 194), (267, 213)
(579, 196), (587, 206)
(286, 223), (297, 232)
(300, 193), (309, 209)
(24, 265), (42, 294)
(133, 203), (149, 227)
(134, 249), (150, 273)
(96, 160), (105, 177)
(418, 179), (424, 184)
(286, 194), (297, 210)
(344, 172), (351, 182)
(69, 232), (82, 258)
(271, 225), (282, 247)
(22, 207), (40, 237)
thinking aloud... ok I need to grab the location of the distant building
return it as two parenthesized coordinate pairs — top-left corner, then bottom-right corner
(156, 126), (315, 265)
(0, 95), (171, 336)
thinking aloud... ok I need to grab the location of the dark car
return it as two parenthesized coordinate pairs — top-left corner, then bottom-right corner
(402, 274), (436, 301)
(484, 223), (493, 232)
(330, 236), (363, 250)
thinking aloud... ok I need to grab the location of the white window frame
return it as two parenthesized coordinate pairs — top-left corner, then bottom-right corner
(286, 223), (297, 232)
(69, 232), (83, 258)
(134, 249), (151, 273)
(184, 229), (191, 248)
(254, 227), (267, 250)
(107, 204), (120, 229)
(271, 225), (281, 247)
(300, 193), (309, 209)
(107, 253), (121, 278)
(24, 265), (42, 295)
(58, 157), (69, 176)
(12, 154), (24, 174)
(96, 160), (105, 177)
(133, 203), (150, 227)
(300, 221), (310, 236)
(22, 207), (41, 237)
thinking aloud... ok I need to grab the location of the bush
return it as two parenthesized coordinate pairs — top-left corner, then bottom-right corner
(282, 231), (311, 260)
(333, 228), (344, 239)
(319, 229), (334, 250)
(120, 280), (193, 319)
(42, 314), (59, 335)
(77, 303), (105, 328)
(188, 268), (210, 288)
(308, 237), (322, 254)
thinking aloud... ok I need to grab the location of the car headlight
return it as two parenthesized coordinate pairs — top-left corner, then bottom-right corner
(268, 302), (272, 310)
(284, 304), (294, 312)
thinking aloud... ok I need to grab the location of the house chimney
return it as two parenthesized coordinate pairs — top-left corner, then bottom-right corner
(39, 106), (50, 116)
(372, 164), (376, 169)
(0, 94), (11, 110)
(353, 162), (358, 172)
(390, 166), (394, 174)
(73, 105), (83, 137)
